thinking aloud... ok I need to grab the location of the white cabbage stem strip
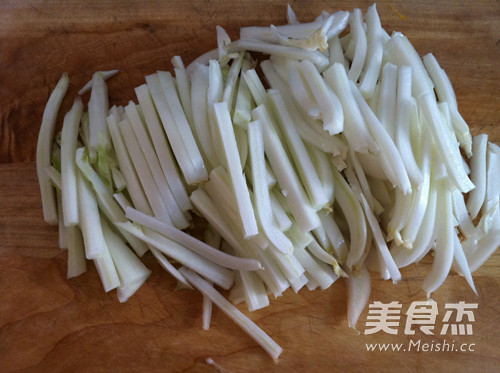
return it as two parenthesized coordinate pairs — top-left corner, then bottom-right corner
(202, 226), (221, 331)
(116, 222), (234, 290)
(483, 143), (500, 215)
(107, 115), (152, 215)
(204, 181), (270, 252)
(293, 245), (338, 290)
(270, 190), (293, 232)
(313, 215), (329, 249)
(290, 274), (309, 293)
(186, 48), (219, 72)
(309, 145), (335, 203)
(326, 11), (350, 39)
(243, 69), (268, 108)
(400, 136), (432, 248)
(204, 169), (245, 235)
(395, 65), (423, 186)
(124, 102), (188, 229)
(252, 105), (320, 232)
(118, 118), (171, 224)
(299, 60), (344, 135)
(66, 225), (87, 279)
(422, 53), (472, 156)
(173, 62), (194, 129)
(202, 283), (213, 330)
(346, 265), (371, 331)
(307, 239), (344, 277)
(235, 126), (248, 171)
(75, 147), (149, 257)
(190, 189), (289, 297)
(222, 52), (244, 108)
(230, 38), (329, 70)
(367, 177), (393, 213)
(57, 194), (66, 249)
(207, 60), (225, 166)
(37, 73), (69, 225)
(88, 72), (111, 162)
(452, 190), (476, 239)
(350, 80), (412, 194)
(267, 245), (305, 284)
(190, 64), (217, 166)
(418, 92), (474, 193)
(421, 182), (454, 297)
(286, 4), (298, 24)
(214, 101), (259, 238)
(233, 59), (253, 127)
(111, 167), (126, 192)
(320, 212), (348, 263)
(78, 69), (119, 96)
(149, 246), (192, 289)
(216, 26), (231, 60)
(79, 112), (90, 149)
(240, 19), (324, 43)
(422, 54), (457, 109)
(359, 193), (401, 283)
(179, 267), (283, 361)
(449, 109), (473, 157)
(125, 206), (263, 271)
(158, 71), (208, 183)
(247, 241), (291, 297)
(93, 242), (121, 293)
(102, 218), (151, 302)
(465, 229), (500, 272)
(466, 134), (488, 219)
(328, 35), (348, 69)
(113, 192), (132, 213)
(271, 16), (333, 50)
(239, 269), (270, 311)
(346, 9), (367, 83)
(60, 97), (84, 226)
(323, 63), (377, 153)
(261, 60), (347, 156)
(451, 234), (477, 295)
(134, 84), (192, 213)
(248, 119), (294, 254)
(76, 170), (106, 260)
(356, 153), (387, 181)
(387, 189), (413, 245)
(146, 73), (199, 184)
(286, 224), (313, 251)
(383, 33), (434, 97)
(375, 63), (397, 138)
(45, 165), (62, 191)
(358, 4), (383, 98)
(332, 167), (367, 268)
(287, 60), (320, 118)
(268, 90), (329, 209)
(347, 148), (384, 215)
(393, 180), (438, 269)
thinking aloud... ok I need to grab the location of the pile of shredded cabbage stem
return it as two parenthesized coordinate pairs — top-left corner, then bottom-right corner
(36, 4), (500, 361)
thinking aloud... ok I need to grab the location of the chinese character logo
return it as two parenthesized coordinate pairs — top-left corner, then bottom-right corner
(365, 301), (402, 335)
(440, 301), (478, 335)
(363, 300), (478, 336)
(405, 300), (438, 335)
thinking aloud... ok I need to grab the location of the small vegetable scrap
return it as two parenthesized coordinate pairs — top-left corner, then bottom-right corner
(36, 4), (499, 361)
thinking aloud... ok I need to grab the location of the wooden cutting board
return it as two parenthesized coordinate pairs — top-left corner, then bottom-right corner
(1, 1), (499, 371)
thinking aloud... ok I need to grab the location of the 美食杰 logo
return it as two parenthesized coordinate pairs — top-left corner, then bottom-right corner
(364, 300), (477, 336)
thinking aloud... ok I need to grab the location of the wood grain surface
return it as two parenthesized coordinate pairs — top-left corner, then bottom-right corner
(0, 1), (499, 372)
